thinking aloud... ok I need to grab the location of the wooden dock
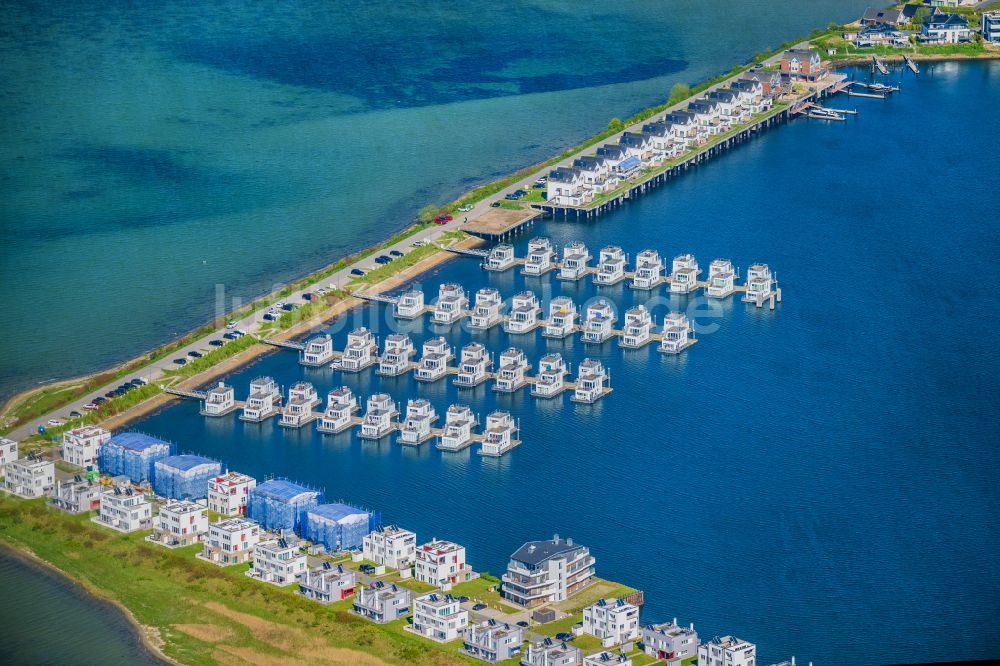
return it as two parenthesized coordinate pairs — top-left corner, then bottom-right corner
(463, 207), (542, 240)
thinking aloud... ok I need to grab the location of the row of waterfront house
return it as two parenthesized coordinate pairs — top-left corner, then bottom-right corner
(1, 428), (810, 665)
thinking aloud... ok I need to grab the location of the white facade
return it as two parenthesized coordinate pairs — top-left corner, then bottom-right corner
(200, 382), (236, 416)
(522, 638), (582, 666)
(363, 525), (417, 569)
(581, 300), (617, 344)
(522, 237), (556, 276)
(743, 263), (775, 304)
(94, 487), (153, 532)
(241, 376), (280, 422)
(4, 457), (54, 498)
(207, 471), (257, 516)
(642, 619), (698, 661)
(572, 359), (609, 404)
(502, 535), (596, 608)
(299, 563), (357, 603)
(485, 243), (516, 271)
(415, 337), (454, 382)
(582, 653), (631, 666)
(582, 598), (640, 647)
(0, 437), (17, 475)
(433, 283), (469, 324)
(560, 242), (591, 280)
(505, 291), (542, 334)
(398, 399), (438, 445)
(707, 258), (737, 298)
(340, 327), (378, 372)
(300, 333), (335, 366)
(619, 305), (653, 348)
(412, 592), (469, 642)
(395, 289), (425, 319)
(354, 581), (411, 623)
(670, 254), (701, 293)
(415, 539), (475, 589)
(359, 393), (398, 439)
(280, 381), (320, 427)
(532, 353), (568, 398)
(378, 334), (415, 376)
(595, 246), (627, 285)
(61, 426), (110, 468)
(699, 636), (757, 666)
(631, 249), (664, 289)
(151, 499), (208, 547)
(249, 539), (308, 586)
(543, 297), (578, 339)
(464, 619), (525, 663)
(470, 288), (505, 330)
(494, 348), (530, 392)
(479, 411), (518, 457)
(455, 343), (491, 388)
(437, 404), (477, 451)
(659, 312), (694, 354)
(200, 518), (260, 565)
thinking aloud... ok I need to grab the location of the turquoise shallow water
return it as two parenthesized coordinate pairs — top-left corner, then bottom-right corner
(0, 0), (869, 398)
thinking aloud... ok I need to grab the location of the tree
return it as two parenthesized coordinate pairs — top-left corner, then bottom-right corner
(606, 117), (624, 132)
(418, 204), (439, 224)
(668, 83), (691, 104)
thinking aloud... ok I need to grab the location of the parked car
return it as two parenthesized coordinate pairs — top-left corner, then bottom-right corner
(173, 358), (187, 365)
(209, 339), (225, 346)
(47, 419), (63, 427)
(188, 350), (203, 358)
(490, 201), (501, 207)
(83, 403), (98, 411)
(302, 292), (313, 301)
(516, 621), (529, 628)
(412, 240), (426, 247)
(457, 204), (473, 212)
(226, 320), (237, 329)
(374, 255), (391, 264)
(223, 332), (238, 340)
(69, 410), (82, 418)
(359, 564), (376, 574)
(93, 396), (107, 404)
(263, 312), (278, 321)
(104, 391), (116, 399)
(555, 632), (574, 641)
(472, 603), (487, 611)
(350, 268), (365, 276)
(130, 377), (147, 385)
(389, 250), (403, 257)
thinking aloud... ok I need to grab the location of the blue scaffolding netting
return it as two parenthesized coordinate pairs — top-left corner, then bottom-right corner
(152, 454), (225, 500)
(98, 432), (174, 483)
(247, 479), (324, 532)
(303, 503), (381, 552)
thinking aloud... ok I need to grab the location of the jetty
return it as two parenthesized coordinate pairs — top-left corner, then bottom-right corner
(462, 207), (541, 240)
(903, 53), (919, 75)
(871, 54), (889, 75)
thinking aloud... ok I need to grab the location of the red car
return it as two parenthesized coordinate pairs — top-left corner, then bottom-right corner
(433, 214), (454, 224)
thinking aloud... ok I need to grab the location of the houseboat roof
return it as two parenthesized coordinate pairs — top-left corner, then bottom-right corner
(108, 432), (171, 452)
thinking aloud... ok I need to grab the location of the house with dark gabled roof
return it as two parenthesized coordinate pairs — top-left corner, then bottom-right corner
(920, 10), (971, 43)
(861, 7), (903, 25)
(572, 155), (620, 193)
(707, 88), (747, 124)
(741, 69), (783, 97)
(641, 122), (682, 159)
(855, 22), (910, 48)
(546, 167), (587, 206)
(687, 98), (723, 137)
(595, 143), (629, 167)
(780, 48), (825, 81)
(730, 78), (770, 113)
(663, 111), (699, 148)
(618, 131), (654, 164)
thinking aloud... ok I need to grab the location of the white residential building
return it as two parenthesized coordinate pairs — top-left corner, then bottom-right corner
(412, 592), (469, 642)
(241, 376), (280, 422)
(378, 334), (415, 376)
(415, 337), (454, 382)
(395, 289), (425, 319)
(707, 259), (737, 298)
(581, 300), (617, 344)
(4, 457), (55, 499)
(560, 241), (591, 280)
(455, 342), (491, 388)
(200, 518), (261, 565)
(543, 296), (578, 339)
(437, 404), (477, 451)
(642, 619), (698, 661)
(248, 538), (308, 586)
(582, 598), (640, 647)
(354, 581), (411, 623)
(93, 487), (153, 532)
(433, 283), (469, 325)
(619, 305), (653, 349)
(494, 348), (531, 392)
(699, 636), (757, 666)
(415, 539), (476, 590)
(594, 246), (627, 285)
(359, 393), (399, 440)
(207, 471), (257, 516)
(532, 353), (568, 398)
(484, 243), (516, 271)
(547, 167), (587, 206)
(200, 382), (236, 416)
(571, 359), (609, 404)
(299, 562), (357, 602)
(340, 327), (378, 372)
(522, 638), (582, 666)
(398, 398), (438, 445)
(670, 254), (701, 293)
(300, 333), (335, 366)
(61, 426), (110, 469)
(522, 237), (556, 276)
(150, 499), (208, 547)
(470, 288), (505, 330)
(501, 535), (596, 607)
(279, 381), (321, 427)
(505, 291), (542, 334)
(464, 619), (525, 663)
(0, 437), (17, 475)
(478, 411), (519, 457)
(631, 249), (664, 289)
(49, 478), (102, 514)
(363, 525), (417, 569)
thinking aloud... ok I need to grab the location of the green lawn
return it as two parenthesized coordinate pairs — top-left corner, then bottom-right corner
(553, 578), (638, 614)
(449, 574), (521, 614)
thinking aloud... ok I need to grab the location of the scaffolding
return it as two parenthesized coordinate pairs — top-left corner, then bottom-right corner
(303, 503), (381, 552)
(247, 478), (324, 533)
(98, 432), (174, 483)
(152, 454), (224, 500)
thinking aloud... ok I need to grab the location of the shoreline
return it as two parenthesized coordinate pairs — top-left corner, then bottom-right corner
(828, 51), (1000, 67)
(0, 542), (175, 665)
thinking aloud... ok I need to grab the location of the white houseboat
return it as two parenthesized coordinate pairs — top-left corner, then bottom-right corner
(484, 243), (516, 272)
(631, 249), (664, 290)
(493, 348), (531, 393)
(706, 259), (737, 298)
(300, 334), (335, 367)
(454, 343), (491, 388)
(478, 412), (520, 457)
(743, 263), (775, 304)
(531, 353), (569, 398)
(316, 386), (359, 434)
(397, 399), (438, 446)
(359, 394), (399, 440)
(377, 334), (415, 376)
(436, 405), (477, 451)
(581, 300), (617, 344)
(200, 382), (236, 416)
(559, 241), (591, 281)
(338, 327), (378, 372)
(659, 312), (695, 354)
(504, 291), (542, 334)
(469, 288), (505, 330)
(594, 246), (627, 286)
(571, 359), (611, 403)
(542, 296), (578, 339)
(432, 283), (468, 325)
(395, 289), (426, 319)
(240, 376), (281, 422)
(521, 237), (556, 276)
(279, 382), (321, 428)
(670, 254), (701, 294)
(619, 305), (653, 348)
(415, 337), (454, 382)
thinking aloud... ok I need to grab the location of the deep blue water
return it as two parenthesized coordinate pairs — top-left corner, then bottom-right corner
(127, 62), (1000, 665)
(0, 0), (870, 398)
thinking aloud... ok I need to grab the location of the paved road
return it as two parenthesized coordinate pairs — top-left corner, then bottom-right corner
(12, 46), (799, 442)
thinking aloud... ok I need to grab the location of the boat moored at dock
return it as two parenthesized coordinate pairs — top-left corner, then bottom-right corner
(581, 300), (617, 344)
(559, 241), (591, 281)
(316, 387), (358, 434)
(504, 291), (542, 334)
(432, 283), (469, 325)
(478, 411), (520, 457)
(706, 259), (737, 298)
(670, 254), (701, 294)
(631, 249), (664, 290)
(397, 399), (438, 446)
(531, 353), (569, 398)
(594, 246), (627, 286)
(359, 394), (398, 440)
(483, 244), (516, 272)
(543, 297), (578, 339)
(522, 237), (556, 276)
(279, 382), (321, 428)
(240, 377), (281, 422)
(659, 312), (695, 354)
(377, 334), (415, 376)
(337, 328), (378, 372)
(300, 334), (335, 367)
(414, 337), (454, 382)
(200, 382), (236, 416)
(436, 404), (477, 451)
(571, 359), (611, 403)
(454, 343), (491, 388)
(493, 348), (531, 393)
(469, 288), (504, 330)
(395, 289), (425, 319)
(619, 305), (653, 349)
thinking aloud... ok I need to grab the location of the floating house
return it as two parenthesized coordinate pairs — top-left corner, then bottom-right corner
(582, 598), (641, 647)
(354, 581), (411, 623)
(415, 337), (454, 382)
(50, 478), (102, 514)
(642, 619), (699, 661)
(522, 237), (555, 276)
(454, 343), (491, 388)
(415, 538), (477, 589)
(478, 411), (519, 457)
(240, 376), (281, 422)
(559, 241), (591, 281)
(501, 535), (595, 607)
(304, 502), (380, 552)
(437, 404), (477, 451)
(93, 486), (153, 533)
(299, 562), (357, 603)
(463, 619), (525, 663)
(522, 638), (582, 666)
(469, 288), (505, 330)
(61, 425), (110, 469)
(317, 386), (359, 434)
(543, 296), (578, 339)
(698, 636), (756, 666)
(378, 334), (415, 376)
(433, 283), (469, 325)
(572, 359), (611, 404)
(340, 327), (378, 372)
(743, 263), (775, 304)
(359, 393), (399, 440)
(581, 300), (617, 344)
(659, 312), (694, 354)
(247, 478), (323, 532)
(706, 259), (736, 298)
(4, 457), (55, 499)
(249, 538), (308, 586)
(207, 471), (257, 516)
(398, 399), (438, 445)
(631, 249), (664, 289)
(149, 500), (208, 548)
(279, 382), (321, 428)
(200, 518), (260, 566)
(619, 305), (653, 349)
(670, 254), (701, 294)
(200, 382), (236, 416)
(99, 432), (173, 483)
(363, 525), (417, 569)
(395, 289), (425, 319)
(300, 333), (335, 367)
(505, 291), (542, 334)
(153, 454), (224, 500)
(595, 246), (627, 285)
(484, 243), (516, 272)
(412, 592), (469, 642)
(532, 353), (569, 398)
(494, 348), (531, 393)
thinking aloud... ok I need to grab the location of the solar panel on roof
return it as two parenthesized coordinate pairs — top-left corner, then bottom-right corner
(323, 561), (332, 570)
